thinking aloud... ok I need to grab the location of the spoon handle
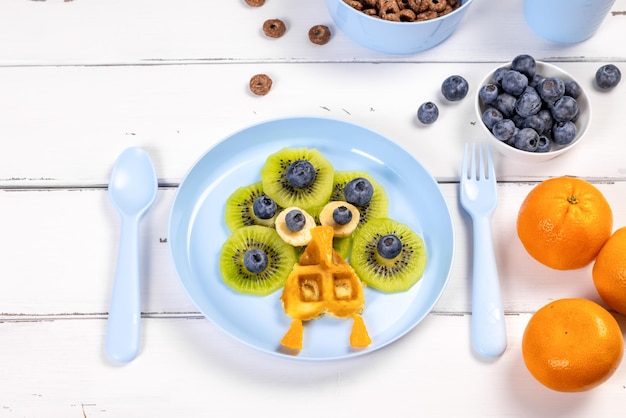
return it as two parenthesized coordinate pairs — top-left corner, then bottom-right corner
(106, 216), (141, 363)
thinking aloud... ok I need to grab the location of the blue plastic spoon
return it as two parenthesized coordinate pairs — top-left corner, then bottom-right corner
(106, 147), (158, 363)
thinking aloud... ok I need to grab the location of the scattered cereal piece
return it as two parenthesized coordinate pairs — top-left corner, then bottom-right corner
(308, 25), (332, 45)
(249, 74), (273, 96)
(245, 0), (265, 6)
(263, 19), (287, 38)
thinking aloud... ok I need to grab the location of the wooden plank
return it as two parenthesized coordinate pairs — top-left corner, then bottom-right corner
(1, 182), (625, 316)
(0, 62), (624, 187)
(0, 0), (624, 65)
(1, 315), (626, 417)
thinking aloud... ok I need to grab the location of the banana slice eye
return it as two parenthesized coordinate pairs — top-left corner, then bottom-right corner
(275, 207), (316, 246)
(319, 201), (360, 238)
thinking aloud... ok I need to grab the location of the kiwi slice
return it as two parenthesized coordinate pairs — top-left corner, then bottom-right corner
(350, 218), (426, 293)
(333, 236), (353, 260)
(220, 225), (298, 296)
(330, 171), (388, 228)
(224, 182), (282, 232)
(260, 147), (334, 211)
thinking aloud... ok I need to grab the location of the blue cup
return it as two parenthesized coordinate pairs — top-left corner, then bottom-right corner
(524, 0), (616, 44)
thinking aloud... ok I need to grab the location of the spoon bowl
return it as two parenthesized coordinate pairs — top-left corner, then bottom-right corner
(106, 147), (158, 363)
(109, 148), (159, 216)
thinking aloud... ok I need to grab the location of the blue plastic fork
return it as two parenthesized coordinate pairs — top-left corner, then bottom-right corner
(460, 143), (507, 358)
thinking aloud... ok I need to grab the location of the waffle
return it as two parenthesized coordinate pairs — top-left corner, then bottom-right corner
(280, 225), (370, 351)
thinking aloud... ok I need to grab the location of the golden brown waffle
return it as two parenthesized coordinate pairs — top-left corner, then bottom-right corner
(280, 225), (370, 351)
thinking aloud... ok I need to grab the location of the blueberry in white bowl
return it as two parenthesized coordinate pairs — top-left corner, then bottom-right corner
(475, 55), (591, 163)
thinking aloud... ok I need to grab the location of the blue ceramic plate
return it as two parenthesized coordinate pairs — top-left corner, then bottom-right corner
(169, 117), (454, 361)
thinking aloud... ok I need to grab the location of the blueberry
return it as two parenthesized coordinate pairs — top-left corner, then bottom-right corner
(537, 109), (554, 132)
(417, 101), (439, 124)
(494, 93), (517, 118)
(253, 195), (277, 220)
(552, 121), (577, 145)
(538, 77), (565, 104)
(285, 209), (306, 232)
(286, 160), (316, 189)
(564, 80), (582, 98)
(491, 119), (517, 143)
(493, 67), (509, 86)
(512, 128), (539, 152)
(524, 85), (539, 96)
(482, 108), (503, 130)
(243, 249), (268, 274)
(536, 135), (551, 153)
(344, 177), (373, 206)
(332, 206), (353, 225)
(529, 74), (545, 89)
(515, 89), (542, 117)
(596, 64), (621, 89)
(479, 84), (499, 105)
(441, 75), (469, 101)
(551, 96), (579, 122)
(377, 234), (402, 260)
(511, 54), (536, 79)
(512, 114), (525, 128)
(501, 70), (528, 96)
(523, 114), (546, 135)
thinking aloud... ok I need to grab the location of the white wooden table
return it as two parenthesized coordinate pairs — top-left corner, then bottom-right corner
(1, 0), (626, 416)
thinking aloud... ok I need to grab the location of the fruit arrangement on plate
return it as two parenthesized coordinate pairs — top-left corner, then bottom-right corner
(219, 147), (427, 352)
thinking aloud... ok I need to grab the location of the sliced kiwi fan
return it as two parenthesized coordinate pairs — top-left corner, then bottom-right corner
(350, 218), (427, 293)
(219, 225), (298, 296)
(220, 147), (426, 297)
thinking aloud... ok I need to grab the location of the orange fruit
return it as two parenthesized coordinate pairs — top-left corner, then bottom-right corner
(593, 226), (626, 315)
(517, 176), (613, 270)
(522, 298), (623, 392)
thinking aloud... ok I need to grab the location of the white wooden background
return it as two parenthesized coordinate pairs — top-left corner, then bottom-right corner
(1, 0), (626, 416)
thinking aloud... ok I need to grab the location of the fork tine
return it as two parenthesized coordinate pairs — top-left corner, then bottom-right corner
(478, 143), (485, 180)
(486, 144), (495, 181)
(470, 143), (477, 180)
(461, 142), (469, 180)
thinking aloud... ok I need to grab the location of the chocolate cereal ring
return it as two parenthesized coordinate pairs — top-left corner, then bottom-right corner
(249, 74), (273, 96)
(416, 10), (438, 20)
(410, 0), (430, 13)
(399, 8), (416, 21)
(263, 19), (286, 38)
(382, 12), (401, 21)
(245, 0), (265, 6)
(378, 0), (400, 16)
(428, 0), (447, 13)
(440, 4), (453, 15)
(308, 25), (332, 45)
(345, 0), (364, 11)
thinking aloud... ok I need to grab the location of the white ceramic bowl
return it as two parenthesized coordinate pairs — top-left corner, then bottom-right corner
(325, 0), (474, 55)
(475, 61), (591, 163)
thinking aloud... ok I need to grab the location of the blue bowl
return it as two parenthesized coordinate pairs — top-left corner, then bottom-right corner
(326, 0), (474, 54)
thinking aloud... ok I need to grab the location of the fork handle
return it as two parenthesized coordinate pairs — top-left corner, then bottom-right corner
(470, 215), (507, 358)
